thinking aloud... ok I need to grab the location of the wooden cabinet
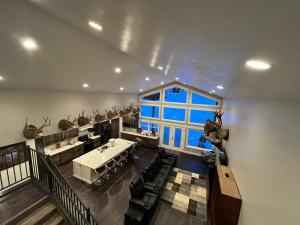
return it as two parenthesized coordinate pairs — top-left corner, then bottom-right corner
(210, 165), (242, 225)
(121, 131), (159, 148)
(50, 144), (84, 166)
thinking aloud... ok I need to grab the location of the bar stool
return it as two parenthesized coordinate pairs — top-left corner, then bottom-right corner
(104, 160), (114, 180)
(131, 138), (142, 160)
(94, 165), (106, 186)
(112, 155), (121, 173)
(119, 150), (128, 167)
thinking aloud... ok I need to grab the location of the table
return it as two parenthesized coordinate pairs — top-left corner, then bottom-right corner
(72, 138), (135, 184)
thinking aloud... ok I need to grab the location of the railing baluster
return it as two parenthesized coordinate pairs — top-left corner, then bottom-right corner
(4, 155), (11, 187)
(11, 152), (17, 183)
(17, 151), (23, 180)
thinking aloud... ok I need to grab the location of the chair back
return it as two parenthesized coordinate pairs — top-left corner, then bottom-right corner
(130, 177), (145, 198)
(96, 165), (106, 173)
(107, 161), (114, 167)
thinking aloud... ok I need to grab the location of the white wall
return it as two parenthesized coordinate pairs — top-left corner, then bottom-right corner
(222, 98), (300, 225)
(0, 89), (137, 147)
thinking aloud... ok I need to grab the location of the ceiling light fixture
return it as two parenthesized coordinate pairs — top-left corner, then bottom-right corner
(211, 90), (216, 93)
(82, 83), (89, 88)
(145, 77), (150, 81)
(0, 75), (4, 81)
(209, 91), (213, 94)
(245, 59), (271, 70)
(114, 67), (122, 74)
(160, 81), (164, 85)
(120, 86), (124, 91)
(139, 89), (143, 92)
(158, 66), (164, 71)
(217, 85), (224, 90)
(175, 77), (179, 80)
(21, 38), (38, 51)
(88, 21), (103, 31)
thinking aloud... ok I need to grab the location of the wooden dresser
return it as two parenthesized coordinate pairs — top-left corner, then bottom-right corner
(210, 165), (242, 225)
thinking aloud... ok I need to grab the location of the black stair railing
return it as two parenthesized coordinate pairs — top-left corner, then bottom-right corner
(0, 147), (98, 225)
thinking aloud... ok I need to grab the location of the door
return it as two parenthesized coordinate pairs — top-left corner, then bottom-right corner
(160, 125), (186, 150)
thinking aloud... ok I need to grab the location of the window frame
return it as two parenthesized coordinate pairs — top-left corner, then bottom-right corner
(162, 105), (187, 123)
(189, 91), (220, 107)
(139, 120), (160, 133)
(140, 104), (160, 119)
(162, 85), (189, 105)
(140, 90), (162, 103)
(186, 128), (213, 151)
(188, 107), (215, 125)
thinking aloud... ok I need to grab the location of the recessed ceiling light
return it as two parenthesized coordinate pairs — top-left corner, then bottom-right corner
(88, 21), (103, 31)
(82, 83), (89, 88)
(21, 38), (38, 51)
(175, 77), (179, 80)
(120, 86), (124, 91)
(217, 85), (224, 90)
(145, 77), (150, 81)
(160, 81), (164, 85)
(183, 82), (186, 85)
(211, 90), (216, 93)
(114, 67), (122, 74)
(158, 66), (164, 71)
(0, 75), (4, 81)
(209, 91), (213, 94)
(139, 89), (143, 92)
(245, 59), (271, 70)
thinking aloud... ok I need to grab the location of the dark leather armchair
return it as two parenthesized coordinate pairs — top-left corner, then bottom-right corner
(129, 177), (159, 219)
(158, 147), (177, 167)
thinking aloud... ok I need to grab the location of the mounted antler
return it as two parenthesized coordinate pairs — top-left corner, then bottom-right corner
(77, 110), (91, 126)
(58, 114), (76, 131)
(23, 116), (52, 139)
(213, 108), (224, 125)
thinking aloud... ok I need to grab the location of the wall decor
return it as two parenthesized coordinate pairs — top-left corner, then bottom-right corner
(58, 115), (77, 131)
(92, 109), (106, 122)
(23, 116), (51, 139)
(77, 110), (92, 127)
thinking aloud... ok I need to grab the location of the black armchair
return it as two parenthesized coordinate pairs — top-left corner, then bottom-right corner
(158, 147), (177, 167)
(129, 177), (159, 219)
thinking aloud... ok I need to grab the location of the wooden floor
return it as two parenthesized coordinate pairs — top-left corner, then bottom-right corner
(0, 183), (46, 224)
(58, 147), (208, 225)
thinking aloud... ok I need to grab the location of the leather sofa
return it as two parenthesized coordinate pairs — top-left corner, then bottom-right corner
(124, 177), (159, 225)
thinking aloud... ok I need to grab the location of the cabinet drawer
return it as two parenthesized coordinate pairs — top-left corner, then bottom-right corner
(74, 145), (84, 158)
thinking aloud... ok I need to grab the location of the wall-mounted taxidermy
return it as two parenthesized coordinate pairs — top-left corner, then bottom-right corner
(92, 109), (106, 122)
(23, 116), (51, 139)
(58, 115), (77, 131)
(200, 110), (229, 148)
(77, 110), (92, 127)
(119, 106), (128, 117)
(105, 108), (115, 120)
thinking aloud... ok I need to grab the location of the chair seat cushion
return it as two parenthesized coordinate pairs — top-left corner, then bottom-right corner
(125, 205), (146, 225)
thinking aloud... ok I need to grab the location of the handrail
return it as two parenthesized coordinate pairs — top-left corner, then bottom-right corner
(36, 154), (91, 224)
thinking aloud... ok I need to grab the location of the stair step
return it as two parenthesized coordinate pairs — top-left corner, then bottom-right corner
(16, 200), (57, 225)
(42, 212), (64, 225)
(4, 196), (50, 225)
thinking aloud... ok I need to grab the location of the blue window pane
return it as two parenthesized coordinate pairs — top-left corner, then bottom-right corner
(191, 92), (218, 105)
(190, 110), (215, 124)
(141, 92), (160, 102)
(164, 87), (187, 103)
(163, 127), (170, 145)
(140, 121), (148, 132)
(141, 105), (159, 118)
(149, 123), (159, 133)
(163, 107), (186, 122)
(174, 128), (182, 148)
(187, 129), (212, 150)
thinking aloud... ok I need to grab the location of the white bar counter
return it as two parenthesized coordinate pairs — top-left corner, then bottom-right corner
(72, 138), (134, 184)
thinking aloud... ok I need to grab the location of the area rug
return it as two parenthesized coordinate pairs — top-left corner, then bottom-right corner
(161, 168), (207, 221)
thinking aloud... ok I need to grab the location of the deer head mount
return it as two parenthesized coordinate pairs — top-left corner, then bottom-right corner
(23, 116), (51, 139)
(58, 115), (77, 131)
(213, 108), (224, 125)
(77, 110), (92, 127)
(105, 108), (115, 120)
(92, 109), (106, 122)
(119, 106), (128, 117)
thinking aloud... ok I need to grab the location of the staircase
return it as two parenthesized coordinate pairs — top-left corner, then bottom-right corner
(5, 196), (69, 225)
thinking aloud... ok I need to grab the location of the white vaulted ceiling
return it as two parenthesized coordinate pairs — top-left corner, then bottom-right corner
(0, 0), (299, 102)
